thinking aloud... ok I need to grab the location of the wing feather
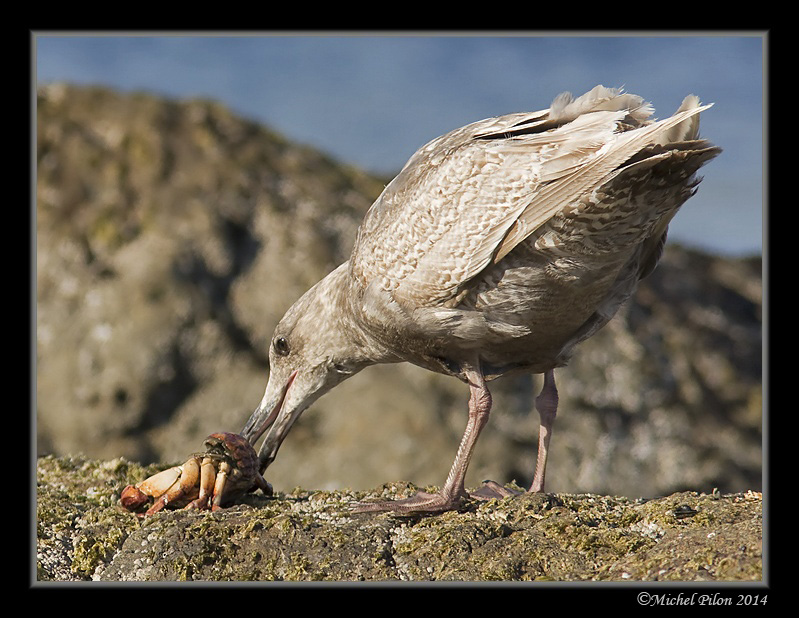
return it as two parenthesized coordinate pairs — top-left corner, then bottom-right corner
(349, 87), (712, 310)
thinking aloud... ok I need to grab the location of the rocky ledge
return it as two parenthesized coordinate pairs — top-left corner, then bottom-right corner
(35, 83), (764, 586)
(37, 454), (762, 583)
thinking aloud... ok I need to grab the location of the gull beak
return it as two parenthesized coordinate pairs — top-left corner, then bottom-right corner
(241, 368), (299, 472)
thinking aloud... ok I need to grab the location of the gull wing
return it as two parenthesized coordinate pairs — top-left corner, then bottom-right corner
(350, 87), (712, 310)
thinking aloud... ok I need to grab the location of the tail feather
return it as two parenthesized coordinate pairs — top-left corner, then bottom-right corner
(548, 85), (654, 126)
(658, 94), (704, 145)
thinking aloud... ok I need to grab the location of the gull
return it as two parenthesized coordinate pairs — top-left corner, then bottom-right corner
(241, 85), (720, 513)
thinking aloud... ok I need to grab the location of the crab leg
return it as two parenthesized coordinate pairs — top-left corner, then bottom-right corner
(210, 461), (233, 510)
(253, 474), (273, 495)
(187, 456), (218, 510)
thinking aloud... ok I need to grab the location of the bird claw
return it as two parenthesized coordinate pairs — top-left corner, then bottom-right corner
(469, 480), (524, 501)
(350, 490), (467, 515)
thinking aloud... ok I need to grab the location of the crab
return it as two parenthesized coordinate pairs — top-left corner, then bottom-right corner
(120, 432), (272, 517)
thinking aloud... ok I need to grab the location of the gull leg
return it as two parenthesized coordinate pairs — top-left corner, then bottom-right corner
(352, 364), (492, 514)
(471, 369), (558, 499)
(529, 369), (558, 493)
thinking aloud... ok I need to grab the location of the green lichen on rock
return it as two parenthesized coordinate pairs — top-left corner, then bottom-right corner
(36, 454), (146, 580)
(36, 455), (763, 582)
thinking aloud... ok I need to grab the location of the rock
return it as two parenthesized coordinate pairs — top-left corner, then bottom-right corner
(36, 83), (761, 498)
(36, 454), (762, 582)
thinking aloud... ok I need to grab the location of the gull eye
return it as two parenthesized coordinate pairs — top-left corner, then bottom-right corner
(273, 336), (290, 356)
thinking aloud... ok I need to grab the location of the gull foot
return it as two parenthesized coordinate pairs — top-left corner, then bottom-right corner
(351, 490), (466, 514)
(469, 480), (524, 501)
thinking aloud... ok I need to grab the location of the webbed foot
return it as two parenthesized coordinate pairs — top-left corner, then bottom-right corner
(351, 490), (466, 514)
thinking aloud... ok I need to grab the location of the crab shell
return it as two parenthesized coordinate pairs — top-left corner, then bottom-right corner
(203, 432), (264, 498)
(120, 432), (271, 515)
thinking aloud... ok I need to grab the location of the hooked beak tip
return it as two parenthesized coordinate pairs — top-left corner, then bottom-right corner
(241, 413), (264, 446)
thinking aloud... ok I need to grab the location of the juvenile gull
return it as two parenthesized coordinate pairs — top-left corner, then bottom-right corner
(241, 85), (720, 513)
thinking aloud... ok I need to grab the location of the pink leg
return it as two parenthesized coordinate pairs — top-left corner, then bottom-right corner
(352, 364), (492, 514)
(529, 369), (558, 493)
(471, 370), (559, 500)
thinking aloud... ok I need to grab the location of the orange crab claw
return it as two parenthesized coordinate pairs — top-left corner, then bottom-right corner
(144, 457), (201, 516)
(120, 485), (150, 511)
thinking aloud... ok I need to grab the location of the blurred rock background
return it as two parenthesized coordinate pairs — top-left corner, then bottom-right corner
(35, 83), (762, 498)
